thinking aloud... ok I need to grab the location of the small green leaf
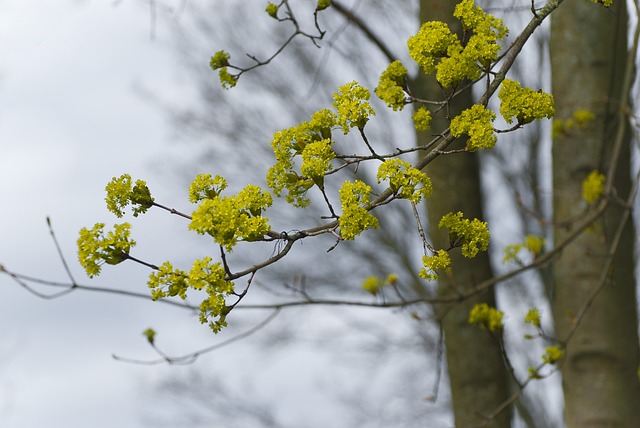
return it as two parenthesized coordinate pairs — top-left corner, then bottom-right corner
(143, 328), (156, 344)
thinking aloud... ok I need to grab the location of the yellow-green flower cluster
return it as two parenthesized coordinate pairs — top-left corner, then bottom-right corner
(218, 68), (238, 90)
(435, 50), (478, 89)
(524, 308), (541, 329)
(105, 175), (133, 217)
(142, 328), (156, 344)
(502, 235), (545, 263)
(453, 0), (508, 67)
(412, 107), (432, 131)
(333, 81), (376, 133)
(105, 174), (154, 218)
(189, 174), (228, 203)
(148, 258), (234, 333)
(148, 261), (189, 300)
(362, 276), (383, 295)
(376, 159), (433, 204)
(209, 51), (237, 89)
(528, 366), (542, 379)
(582, 170), (606, 204)
(200, 294), (231, 333)
(266, 2), (279, 18)
(189, 182), (273, 251)
(375, 60), (408, 111)
(552, 108), (596, 139)
(209, 51), (230, 70)
(455, 0), (493, 30)
(439, 211), (489, 258)
(192, 257), (234, 333)
(498, 79), (555, 124)
(266, 109), (337, 207)
(407, 1), (507, 88)
(572, 108), (596, 125)
(300, 139), (335, 185)
(317, 0), (331, 11)
(361, 273), (399, 294)
(450, 104), (497, 150)
(419, 249), (451, 281)
(338, 180), (378, 240)
(524, 235), (545, 255)
(77, 223), (135, 277)
(468, 303), (504, 331)
(542, 345), (564, 365)
(407, 21), (458, 75)
(592, 0), (613, 7)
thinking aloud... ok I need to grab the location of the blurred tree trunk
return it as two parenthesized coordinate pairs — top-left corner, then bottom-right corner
(416, 1), (511, 426)
(550, 1), (640, 426)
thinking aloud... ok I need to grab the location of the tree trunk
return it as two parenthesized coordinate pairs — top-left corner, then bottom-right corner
(417, 1), (511, 426)
(550, 1), (640, 426)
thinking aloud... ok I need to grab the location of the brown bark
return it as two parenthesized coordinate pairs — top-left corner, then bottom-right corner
(550, 1), (640, 426)
(417, 1), (511, 426)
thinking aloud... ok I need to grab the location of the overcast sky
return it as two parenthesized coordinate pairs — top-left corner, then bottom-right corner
(0, 1), (248, 427)
(0, 1), (586, 426)
(0, 2), (434, 427)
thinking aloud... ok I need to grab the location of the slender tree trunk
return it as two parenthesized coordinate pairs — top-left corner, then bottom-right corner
(550, 1), (640, 426)
(417, 2), (511, 426)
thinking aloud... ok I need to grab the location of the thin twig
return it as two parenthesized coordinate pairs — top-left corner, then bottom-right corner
(112, 309), (281, 365)
(46, 216), (78, 287)
(331, 0), (396, 62)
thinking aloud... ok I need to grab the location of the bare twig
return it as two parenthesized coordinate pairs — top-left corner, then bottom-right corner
(112, 309), (281, 365)
(331, 0), (396, 63)
(46, 216), (78, 287)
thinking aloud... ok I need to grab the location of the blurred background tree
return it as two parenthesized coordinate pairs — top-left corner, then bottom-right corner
(139, 1), (572, 427)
